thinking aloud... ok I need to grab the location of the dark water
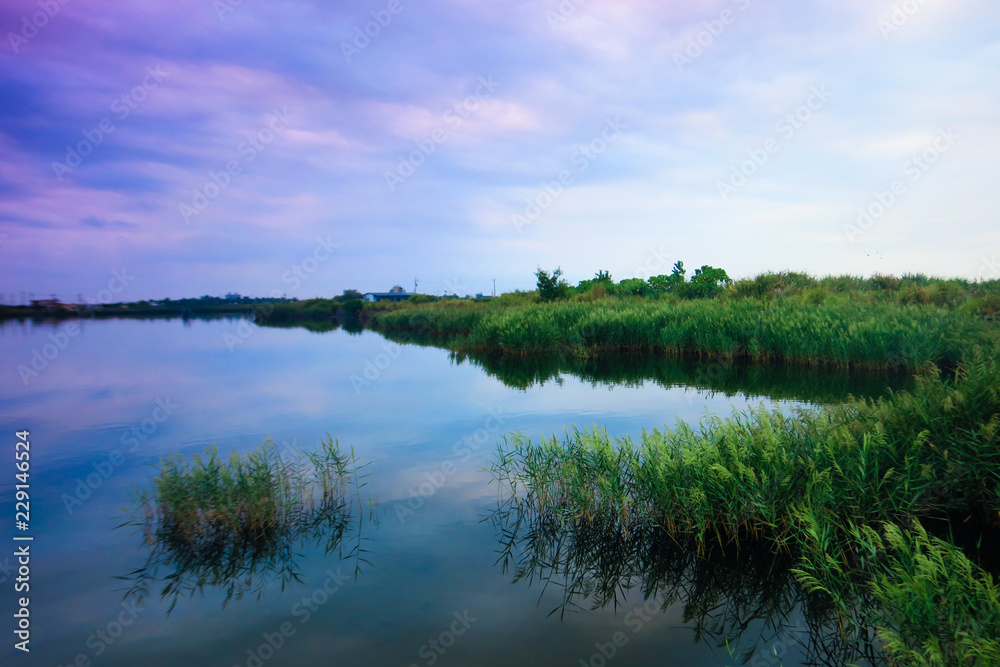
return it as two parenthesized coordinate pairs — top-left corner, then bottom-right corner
(0, 318), (907, 666)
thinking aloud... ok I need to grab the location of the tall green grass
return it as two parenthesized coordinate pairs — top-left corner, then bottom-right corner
(490, 352), (1000, 665)
(120, 437), (367, 610)
(370, 298), (996, 371)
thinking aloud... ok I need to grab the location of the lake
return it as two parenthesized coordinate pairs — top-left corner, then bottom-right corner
(0, 317), (906, 666)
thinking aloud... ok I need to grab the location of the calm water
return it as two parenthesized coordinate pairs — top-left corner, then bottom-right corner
(0, 318), (905, 666)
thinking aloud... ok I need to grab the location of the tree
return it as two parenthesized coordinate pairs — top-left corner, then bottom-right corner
(576, 270), (614, 295)
(339, 289), (362, 302)
(688, 265), (732, 299)
(535, 267), (570, 302)
(617, 278), (650, 297)
(649, 261), (687, 295)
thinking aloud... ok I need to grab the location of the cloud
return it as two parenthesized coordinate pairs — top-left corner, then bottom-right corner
(0, 0), (998, 298)
(80, 216), (136, 229)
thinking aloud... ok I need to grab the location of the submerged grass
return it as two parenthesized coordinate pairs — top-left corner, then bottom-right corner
(120, 436), (368, 610)
(491, 351), (1000, 665)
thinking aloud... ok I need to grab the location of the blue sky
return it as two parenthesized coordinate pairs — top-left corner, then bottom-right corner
(0, 0), (998, 301)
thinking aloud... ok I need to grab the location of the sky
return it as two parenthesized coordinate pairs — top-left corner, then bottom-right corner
(0, 0), (998, 302)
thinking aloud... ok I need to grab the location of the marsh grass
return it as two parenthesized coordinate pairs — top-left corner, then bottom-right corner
(490, 352), (1000, 665)
(370, 298), (996, 371)
(119, 436), (369, 611)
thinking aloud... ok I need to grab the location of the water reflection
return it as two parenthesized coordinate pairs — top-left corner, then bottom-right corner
(117, 439), (371, 612)
(488, 497), (885, 666)
(369, 328), (912, 403)
(457, 351), (909, 404)
(11, 311), (909, 404)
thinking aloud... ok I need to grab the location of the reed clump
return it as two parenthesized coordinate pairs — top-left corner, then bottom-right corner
(491, 352), (1000, 665)
(121, 436), (364, 609)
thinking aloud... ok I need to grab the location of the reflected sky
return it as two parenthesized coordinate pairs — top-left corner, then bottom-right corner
(0, 318), (867, 666)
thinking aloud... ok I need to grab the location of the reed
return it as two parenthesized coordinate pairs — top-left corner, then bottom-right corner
(490, 351), (1000, 665)
(120, 436), (365, 609)
(369, 298), (996, 371)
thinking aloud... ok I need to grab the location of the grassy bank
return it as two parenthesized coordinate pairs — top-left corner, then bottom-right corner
(490, 352), (1000, 665)
(367, 296), (996, 371)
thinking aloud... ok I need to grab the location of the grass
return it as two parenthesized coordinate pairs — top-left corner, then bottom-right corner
(490, 351), (1000, 665)
(119, 436), (368, 610)
(368, 296), (996, 371)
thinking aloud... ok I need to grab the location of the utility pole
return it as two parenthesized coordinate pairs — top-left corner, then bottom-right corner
(414, 277), (418, 294)
(493, 279), (496, 297)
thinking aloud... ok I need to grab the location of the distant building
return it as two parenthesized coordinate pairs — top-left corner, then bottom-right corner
(363, 285), (411, 302)
(31, 299), (77, 311)
(225, 292), (242, 301)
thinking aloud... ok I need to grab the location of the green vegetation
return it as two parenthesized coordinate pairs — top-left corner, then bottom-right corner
(0, 292), (366, 324)
(119, 437), (367, 610)
(490, 352), (1000, 665)
(535, 267), (571, 302)
(358, 268), (1000, 372)
(11, 269), (997, 375)
(367, 295), (995, 372)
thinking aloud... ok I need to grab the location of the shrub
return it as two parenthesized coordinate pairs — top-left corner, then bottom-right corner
(341, 298), (364, 316)
(536, 267), (571, 302)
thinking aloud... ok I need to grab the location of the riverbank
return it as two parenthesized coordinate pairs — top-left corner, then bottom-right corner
(364, 297), (997, 372)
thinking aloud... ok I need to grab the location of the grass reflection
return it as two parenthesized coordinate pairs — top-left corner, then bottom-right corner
(489, 493), (885, 666)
